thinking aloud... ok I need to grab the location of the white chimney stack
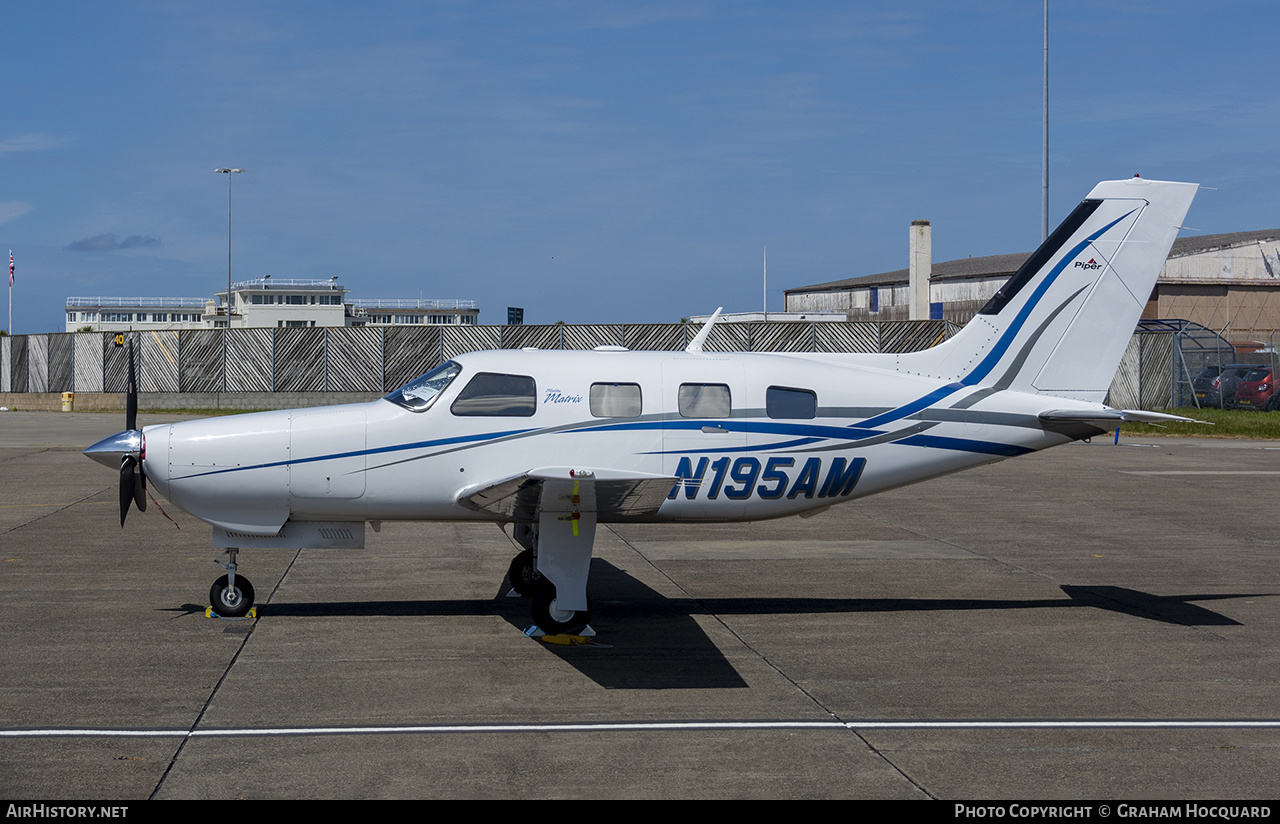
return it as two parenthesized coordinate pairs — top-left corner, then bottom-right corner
(909, 219), (932, 321)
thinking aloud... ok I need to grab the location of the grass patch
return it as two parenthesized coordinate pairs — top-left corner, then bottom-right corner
(1120, 407), (1280, 439)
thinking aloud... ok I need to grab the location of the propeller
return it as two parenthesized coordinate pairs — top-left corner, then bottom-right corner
(118, 338), (146, 526)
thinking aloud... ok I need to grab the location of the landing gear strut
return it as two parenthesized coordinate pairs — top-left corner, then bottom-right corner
(505, 518), (594, 633)
(210, 549), (255, 618)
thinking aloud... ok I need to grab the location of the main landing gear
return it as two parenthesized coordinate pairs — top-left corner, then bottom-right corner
(209, 548), (255, 618)
(506, 524), (593, 635)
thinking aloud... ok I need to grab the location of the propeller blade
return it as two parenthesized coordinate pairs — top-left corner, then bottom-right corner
(119, 455), (137, 527)
(134, 463), (147, 513)
(125, 338), (138, 432)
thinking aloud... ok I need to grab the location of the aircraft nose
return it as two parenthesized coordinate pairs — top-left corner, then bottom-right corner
(84, 430), (142, 468)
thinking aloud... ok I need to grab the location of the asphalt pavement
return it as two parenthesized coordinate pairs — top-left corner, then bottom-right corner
(2, 411), (1278, 799)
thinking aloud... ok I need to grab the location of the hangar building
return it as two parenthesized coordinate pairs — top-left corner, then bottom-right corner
(785, 227), (1280, 342)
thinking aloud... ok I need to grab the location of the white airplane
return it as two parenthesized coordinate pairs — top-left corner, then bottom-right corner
(86, 176), (1199, 633)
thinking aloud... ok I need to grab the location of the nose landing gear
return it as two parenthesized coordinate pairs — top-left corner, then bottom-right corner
(209, 548), (255, 618)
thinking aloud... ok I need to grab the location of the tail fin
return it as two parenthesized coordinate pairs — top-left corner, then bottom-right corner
(900, 177), (1198, 402)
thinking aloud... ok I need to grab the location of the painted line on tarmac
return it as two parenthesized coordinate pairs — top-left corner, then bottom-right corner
(6, 719), (1280, 738)
(1122, 470), (1280, 475)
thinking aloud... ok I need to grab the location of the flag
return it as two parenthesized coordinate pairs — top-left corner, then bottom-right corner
(7, 250), (12, 287)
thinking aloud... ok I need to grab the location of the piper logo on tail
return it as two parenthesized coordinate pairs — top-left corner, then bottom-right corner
(1073, 258), (1103, 271)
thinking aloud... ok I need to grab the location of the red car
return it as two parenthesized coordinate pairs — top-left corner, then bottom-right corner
(1233, 366), (1278, 410)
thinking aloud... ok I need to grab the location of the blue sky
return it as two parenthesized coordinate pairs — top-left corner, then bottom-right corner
(3, 1), (1277, 333)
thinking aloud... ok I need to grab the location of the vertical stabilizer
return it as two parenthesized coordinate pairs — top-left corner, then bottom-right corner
(898, 177), (1197, 402)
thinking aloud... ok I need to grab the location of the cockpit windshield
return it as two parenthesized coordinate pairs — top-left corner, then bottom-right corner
(384, 361), (462, 412)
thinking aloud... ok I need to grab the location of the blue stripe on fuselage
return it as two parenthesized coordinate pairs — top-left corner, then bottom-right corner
(170, 427), (538, 481)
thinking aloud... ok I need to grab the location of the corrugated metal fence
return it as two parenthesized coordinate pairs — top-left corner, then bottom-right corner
(1108, 320), (1279, 410)
(0, 320), (957, 395)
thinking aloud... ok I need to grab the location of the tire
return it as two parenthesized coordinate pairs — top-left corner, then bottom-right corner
(507, 549), (544, 597)
(210, 575), (255, 618)
(531, 586), (591, 635)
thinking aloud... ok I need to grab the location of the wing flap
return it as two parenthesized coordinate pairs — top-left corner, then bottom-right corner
(456, 467), (677, 521)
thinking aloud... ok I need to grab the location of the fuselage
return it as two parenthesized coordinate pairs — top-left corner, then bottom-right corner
(137, 347), (1086, 535)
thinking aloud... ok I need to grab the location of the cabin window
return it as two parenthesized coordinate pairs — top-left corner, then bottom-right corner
(590, 382), (642, 418)
(678, 383), (731, 418)
(451, 372), (537, 417)
(766, 386), (816, 420)
(384, 360), (462, 412)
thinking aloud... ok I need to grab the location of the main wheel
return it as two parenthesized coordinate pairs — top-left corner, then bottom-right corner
(507, 549), (544, 597)
(210, 575), (255, 618)
(531, 585), (592, 634)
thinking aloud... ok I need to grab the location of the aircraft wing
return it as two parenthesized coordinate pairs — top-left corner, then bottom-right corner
(456, 467), (678, 521)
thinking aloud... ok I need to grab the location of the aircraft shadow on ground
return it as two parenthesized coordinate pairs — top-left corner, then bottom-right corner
(174, 561), (1271, 690)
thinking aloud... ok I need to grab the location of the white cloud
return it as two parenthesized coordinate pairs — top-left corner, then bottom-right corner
(0, 134), (65, 154)
(0, 202), (32, 224)
(66, 233), (162, 253)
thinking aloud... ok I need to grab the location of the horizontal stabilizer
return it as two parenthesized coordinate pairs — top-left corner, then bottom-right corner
(1038, 408), (1208, 430)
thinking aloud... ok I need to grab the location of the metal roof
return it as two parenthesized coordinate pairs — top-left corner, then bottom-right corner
(787, 229), (1280, 295)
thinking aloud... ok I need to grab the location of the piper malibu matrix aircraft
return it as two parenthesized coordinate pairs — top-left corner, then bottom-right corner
(87, 177), (1198, 633)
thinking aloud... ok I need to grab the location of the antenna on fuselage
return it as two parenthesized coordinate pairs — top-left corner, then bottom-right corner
(684, 307), (723, 353)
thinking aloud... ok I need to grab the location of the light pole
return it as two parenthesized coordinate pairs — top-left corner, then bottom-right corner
(215, 168), (244, 326)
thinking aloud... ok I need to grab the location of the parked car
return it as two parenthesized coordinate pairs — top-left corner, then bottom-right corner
(1233, 366), (1278, 410)
(1191, 364), (1256, 408)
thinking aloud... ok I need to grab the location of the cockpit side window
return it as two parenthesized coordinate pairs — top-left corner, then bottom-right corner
(383, 361), (462, 412)
(451, 372), (537, 417)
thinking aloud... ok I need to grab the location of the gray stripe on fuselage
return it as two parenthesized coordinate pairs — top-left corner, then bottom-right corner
(949, 387), (1001, 410)
(910, 409), (1044, 430)
(991, 285), (1089, 391)
(787, 421), (940, 453)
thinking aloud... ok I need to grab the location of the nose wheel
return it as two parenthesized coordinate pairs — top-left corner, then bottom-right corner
(210, 549), (255, 618)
